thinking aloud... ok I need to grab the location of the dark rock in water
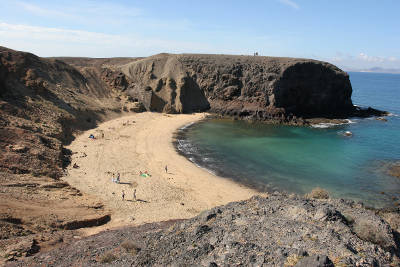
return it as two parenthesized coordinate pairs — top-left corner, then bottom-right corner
(387, 163), (400, 178)
(352, 106), (389, 118)
(11, 194), (400, 266)
(377, 117), (388, 122)
(377, 161), (400, 179)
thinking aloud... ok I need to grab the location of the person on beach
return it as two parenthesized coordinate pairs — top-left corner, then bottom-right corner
(122, 190), (125, 201)
(116, 173), (120, 183)
(133, 189), (137, 201)
(111, 173), (115, 183)
(165, 165), (168, 173)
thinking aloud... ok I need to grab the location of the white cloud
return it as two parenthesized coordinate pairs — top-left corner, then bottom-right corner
(324, 52), (400, 70)
(358, 53), (398, 63)
(358, 52), (384, 63)
(0, 22), (220, 57)
(278, 0), (299, 9)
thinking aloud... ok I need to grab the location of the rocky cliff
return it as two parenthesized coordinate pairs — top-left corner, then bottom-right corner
(0, 47), (133, 262)
(115, 53), (365, 123)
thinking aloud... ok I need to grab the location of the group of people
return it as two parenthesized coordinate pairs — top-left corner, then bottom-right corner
(110, 173), (137, 202)
(118, 165), (169, 202)
(111, 173), (120, 183)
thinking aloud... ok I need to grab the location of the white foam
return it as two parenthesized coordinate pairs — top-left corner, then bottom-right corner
(186, 157), (217, 175)
(311, 123), (342, 129)
(311, 120), (357, 129)
(179, 121), (195, 130)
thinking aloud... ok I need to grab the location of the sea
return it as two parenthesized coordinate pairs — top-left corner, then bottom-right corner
(175, 72), (400, 208)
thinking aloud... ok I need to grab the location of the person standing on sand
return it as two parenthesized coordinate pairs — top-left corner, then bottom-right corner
(165, 165), (168, 173)
(133, 189), (137, 201)
(122, 190), (125, 201)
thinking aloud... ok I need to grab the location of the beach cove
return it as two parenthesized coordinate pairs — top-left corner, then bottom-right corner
(64, 112), (264, 234)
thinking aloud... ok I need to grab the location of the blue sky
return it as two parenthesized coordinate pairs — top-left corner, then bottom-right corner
(0, 0), (399, 70)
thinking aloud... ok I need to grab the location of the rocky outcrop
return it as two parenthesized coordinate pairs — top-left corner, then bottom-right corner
(10, 193), (400, 266)
(114, 53), (384, 122)
(121, 54), (210, 113)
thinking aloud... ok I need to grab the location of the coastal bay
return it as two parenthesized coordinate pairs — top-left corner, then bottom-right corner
(64, 112), (264, 235)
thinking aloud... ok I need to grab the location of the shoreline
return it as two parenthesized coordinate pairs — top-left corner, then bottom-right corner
(173, 115), (400, 209)
(63, 112), (265, 235)
(173, 121), (276, 194)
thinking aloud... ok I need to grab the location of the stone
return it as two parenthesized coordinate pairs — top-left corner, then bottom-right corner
(294, 255), (334, 267)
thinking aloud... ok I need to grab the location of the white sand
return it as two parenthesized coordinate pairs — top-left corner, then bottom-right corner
(64, 112), (264, 234)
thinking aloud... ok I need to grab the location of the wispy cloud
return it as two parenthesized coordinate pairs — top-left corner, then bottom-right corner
(15, 1), (142, 27)
(0, 22), (217, 57)
(358, 52), (397, 63)
(278, 0), (299, 9)
(16, 1), (73, 19)
(324, 52), (400, 70)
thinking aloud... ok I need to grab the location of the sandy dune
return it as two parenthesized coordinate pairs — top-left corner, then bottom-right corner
(64, 112), (263, 234)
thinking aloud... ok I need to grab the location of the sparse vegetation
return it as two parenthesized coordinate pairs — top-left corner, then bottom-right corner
(342, 213), (355, 225)
(120, 240), (141, 255)
(306, 187), (330, 199)
(284, 254), (303, 266)
(353, 220), (387, 247)
(99, 251), (118, 263)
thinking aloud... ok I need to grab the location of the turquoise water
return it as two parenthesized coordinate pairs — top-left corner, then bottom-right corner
(177, 72), (400, 207)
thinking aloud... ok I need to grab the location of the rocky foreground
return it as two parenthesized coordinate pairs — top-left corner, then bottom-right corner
(8, 193), (400, 266)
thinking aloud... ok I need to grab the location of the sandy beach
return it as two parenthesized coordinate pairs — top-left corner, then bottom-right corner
(64, 112), (264, 234)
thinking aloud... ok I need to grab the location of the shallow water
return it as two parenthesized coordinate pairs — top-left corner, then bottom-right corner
(176, 72), (400, 208)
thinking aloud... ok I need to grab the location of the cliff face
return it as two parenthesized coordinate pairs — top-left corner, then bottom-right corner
(120, 54), (211, 114)
(117, 53), (355, 122)
(0, 47), (128, 259)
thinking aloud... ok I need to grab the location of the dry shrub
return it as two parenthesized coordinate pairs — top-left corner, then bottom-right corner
(353, 220), (387, 247)
(99, 251), (117, 263)
(120, 240), (141, 255)
(284, 254), (303, 266)
(382, 212), (400, 232)
(306, 187), (330, 199)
